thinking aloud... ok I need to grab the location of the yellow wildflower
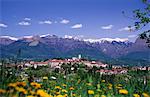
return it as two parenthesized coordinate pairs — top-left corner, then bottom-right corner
(116, 86), (122, 89)
(15, 87), (27, 94)
(88, 90), (94, 95)
(101, 80), (105, 83)
(101, 95), (106, 97)
(27, 95), (35, 97)
(108, 83), (112, 87)
(62, 84), (67, 87)
(133, 94), (140, 97)
(30, 82), (41, 89)
(37, 89), (52, 97)
(55, 86), (62, 90)
(16, 82), (26, 87)
(77, 79), (81, 84)
(8, 83), (17, 87)
(72, 93), (76, 96)
(118, 84), (122, 87)
(62, 89), (68, 93)
(142, 93), (150, 97)
(69, 87), (74, 90)
(43, 76), (48, 80)
(64, 94), (68, 97)
(119, 89), (128, 95)
(55, 92), (60, 95)
(108, 86), (112, 89)
(108, 84), (112, 89)
(0, 89), (6, 94)
(87, 83), (92, 86)
(56, 95), (64, 97)
(30, 90), (35, 95)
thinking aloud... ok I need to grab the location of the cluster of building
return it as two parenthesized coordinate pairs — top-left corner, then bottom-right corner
(22, 58), (128, 75)
(3, 55), (150, 75)
(24, 58), (108, 69)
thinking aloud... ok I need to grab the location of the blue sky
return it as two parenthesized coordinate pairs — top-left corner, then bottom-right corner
(0, 0), (149, 41)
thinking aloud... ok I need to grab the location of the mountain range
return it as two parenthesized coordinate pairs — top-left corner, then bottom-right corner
(0, 35), (150, 66)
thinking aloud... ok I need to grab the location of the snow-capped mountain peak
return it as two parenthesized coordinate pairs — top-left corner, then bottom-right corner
(64, 35), (84, 40)
(83, 38), (129, 43)
(21, 35), (34, 39)
(40, 34), (51, 37)
(0, 36), (18, 41)
(0, 35), (130, 43)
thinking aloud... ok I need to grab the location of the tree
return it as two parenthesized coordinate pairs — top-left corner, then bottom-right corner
(123, 0), (150, 47)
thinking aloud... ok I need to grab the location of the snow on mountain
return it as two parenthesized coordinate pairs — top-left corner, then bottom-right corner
(83, 38), (129, 43)
(0, 36), (18, 41)
(64, 35), (129, 43)
(0, 35), (129, 43)
(64, 35), (74, 39)
(40, 34), (51, 37)
(64, 35), (84, 40)
(21, 35), (33, 39)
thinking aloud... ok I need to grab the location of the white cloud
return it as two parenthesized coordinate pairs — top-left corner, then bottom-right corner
(71, 24), (82, 29)
(101, 25), (113, 30)
(24, 18), (31, 21)
(118, 26), (135, 32)
(128, 35), (137, 38)
(39, 20), (52, 24)
(0, 23), (8, 28)
(60, 19), (70, 24)
(18, 21), (31, 26)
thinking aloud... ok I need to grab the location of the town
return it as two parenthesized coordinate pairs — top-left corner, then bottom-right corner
(3, 54), (150, 75)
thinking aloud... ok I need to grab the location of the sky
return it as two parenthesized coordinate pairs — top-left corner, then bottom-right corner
(0, 0), (149, 42)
